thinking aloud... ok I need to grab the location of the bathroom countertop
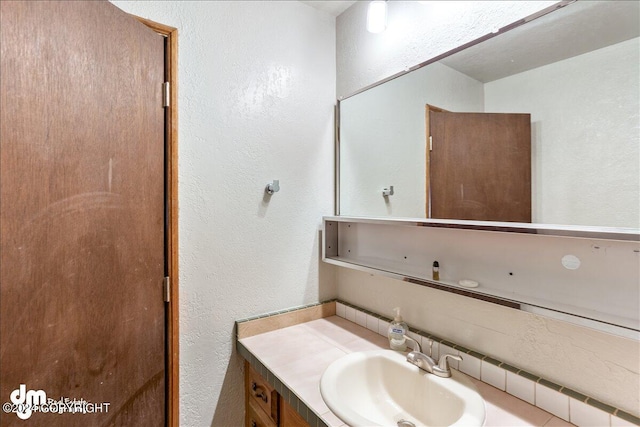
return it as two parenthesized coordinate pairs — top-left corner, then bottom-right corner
(238, 315), (573, 427)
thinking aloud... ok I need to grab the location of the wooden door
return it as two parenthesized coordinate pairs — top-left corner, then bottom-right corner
(429, 111), (532, 222)
(0, 2), (166, 426)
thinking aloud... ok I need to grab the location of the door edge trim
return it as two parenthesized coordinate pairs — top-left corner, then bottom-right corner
(134, 15), (179, 427)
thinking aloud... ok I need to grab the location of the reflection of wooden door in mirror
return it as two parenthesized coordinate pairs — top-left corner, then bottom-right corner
(428, 110), (531, 222)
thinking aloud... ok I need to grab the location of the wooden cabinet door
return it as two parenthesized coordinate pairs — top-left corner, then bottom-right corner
(246, 364), (279, 425)
(0, 2), (166, 426)
(429, 111), (532, 222)
(247, 400), (277, 427)
(280, 397), (310, 427)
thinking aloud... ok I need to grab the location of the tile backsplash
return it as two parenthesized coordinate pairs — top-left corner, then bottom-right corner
(236, 298), (639, 427)
(335, 300), (640, 427)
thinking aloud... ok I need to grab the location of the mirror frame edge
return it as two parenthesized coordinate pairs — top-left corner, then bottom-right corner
(333, 0), (640, 240)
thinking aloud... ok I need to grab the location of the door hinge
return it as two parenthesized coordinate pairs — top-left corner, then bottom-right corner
(429, 135), (433, 151)
(162, 82), (170, 107)
(163, 276), (170, 302)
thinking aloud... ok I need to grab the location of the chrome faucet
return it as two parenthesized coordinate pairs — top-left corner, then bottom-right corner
(403, 335), (421, 353)
(406, 351), (462, 378)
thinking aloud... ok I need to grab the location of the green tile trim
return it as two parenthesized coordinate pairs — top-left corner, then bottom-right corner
(615, 409), (640, 425)
(539, 378), (562, 391)
(329, 299), (639, 422)
(518, 370), (540, 382)
(453, 344), (471, 354)
(290, 394), (299, 414)
(484, 356), (502, 366)
(236, 299), (336, 325)
(586, 398), (617, 415)
(561, 387), (588, 402)
(236, 341), (251, 361)
(238, 343), (330, 427)
(468, 350), (485, 359)
(306, 411), (319, 427)
(440, 340), (457, 348)
(274, 377), (283, 395)
(500, 363), (520, 374)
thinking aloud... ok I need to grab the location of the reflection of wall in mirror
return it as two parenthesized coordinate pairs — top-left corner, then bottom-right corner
(340, 62), (483, 218)
(484, 37), (639, 228)
(341, 37), (639, 228)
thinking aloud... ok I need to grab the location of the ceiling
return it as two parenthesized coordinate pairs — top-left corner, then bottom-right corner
(300, 1), (356, 17)
(440, 1), (640, 83)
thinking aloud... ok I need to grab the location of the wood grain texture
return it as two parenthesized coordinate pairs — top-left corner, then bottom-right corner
(429, 111), (532, 222)
(247, 400), (277, 427)
(1, 2), (166, 426)
(424, 104), (449, 218)
(237, 302), (337, 339)
(247, 365), (278, 425)
(279, 396), (310, 427)
(134, 15), (180, 427)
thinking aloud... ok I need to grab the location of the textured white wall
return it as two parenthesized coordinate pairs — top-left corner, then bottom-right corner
(110, 1), (336, 425)
(340, 36), (640, 227)
(485, 37), (640, 228)
(340, 62), (484, 217)
(336, 0), (640, 415)
(337, 1), (556, 98)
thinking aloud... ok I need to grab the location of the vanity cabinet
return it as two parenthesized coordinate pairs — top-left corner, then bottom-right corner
(245, 361), (310, 427)
(248, 399), (276, 427)
(279, 397), (308, 427)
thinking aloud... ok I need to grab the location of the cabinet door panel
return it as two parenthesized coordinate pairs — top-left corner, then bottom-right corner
(280, 396), (310, 427)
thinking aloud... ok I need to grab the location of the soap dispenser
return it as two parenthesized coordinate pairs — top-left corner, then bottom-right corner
(388, 307), (409, 351)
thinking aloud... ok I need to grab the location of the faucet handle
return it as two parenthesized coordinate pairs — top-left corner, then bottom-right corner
(438, 353), (463, 371)
(403, 335), (421, 353)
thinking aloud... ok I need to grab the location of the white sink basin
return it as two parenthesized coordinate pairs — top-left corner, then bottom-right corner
(320, 350), (485, 427)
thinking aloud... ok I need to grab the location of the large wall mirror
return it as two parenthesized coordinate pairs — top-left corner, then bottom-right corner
(338, 0), (639, 230)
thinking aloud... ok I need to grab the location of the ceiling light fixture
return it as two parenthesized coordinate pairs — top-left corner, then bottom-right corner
(367, 1), (387, 34)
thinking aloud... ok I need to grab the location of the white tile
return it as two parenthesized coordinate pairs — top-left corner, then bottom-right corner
(378, 319), (390, 337)
(481, 361), (506, 391)
(536, 383), (569, 421)
(336, 302), (346, 318)
(406, 331), (421, 352)
(611, 414), (636, 427)
(458, 353), (481, 379)
(407, 330), (420, 342)
(506, 371), (535, 405)
(426, 340), (439, 361)
(439, 344), (459, 370)
(365, 314), (379, 333)
(355, 310), (367, 327)
(570, 398), (611, 427)
(344, 306), (356, 323)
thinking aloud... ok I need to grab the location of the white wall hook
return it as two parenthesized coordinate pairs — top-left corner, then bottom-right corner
(382, 185), (394, 197)
(266, 180), (280, 195)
